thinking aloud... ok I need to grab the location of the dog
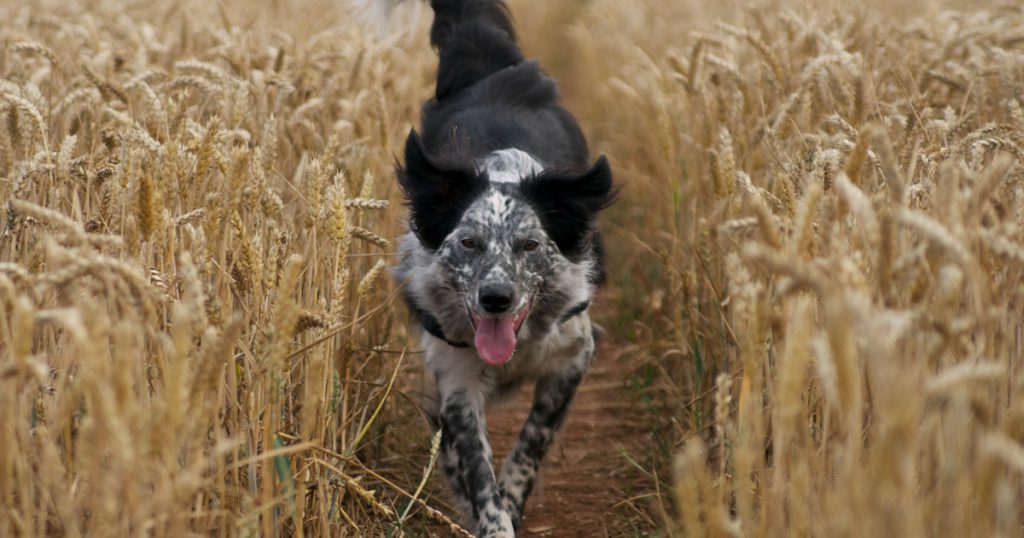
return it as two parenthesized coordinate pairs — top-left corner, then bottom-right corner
(386, 1), (616, 535)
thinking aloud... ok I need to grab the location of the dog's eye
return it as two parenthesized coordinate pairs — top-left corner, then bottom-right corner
(521, 239), (540, 252)
(460, 238), (477, 249)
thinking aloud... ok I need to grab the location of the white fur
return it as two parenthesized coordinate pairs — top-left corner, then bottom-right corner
(478, 149), (544, 184)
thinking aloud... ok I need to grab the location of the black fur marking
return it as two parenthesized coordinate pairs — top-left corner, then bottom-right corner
(397, 130), (488, 250)
(520, 156), (617, 260)
(559, 300), (590, 323)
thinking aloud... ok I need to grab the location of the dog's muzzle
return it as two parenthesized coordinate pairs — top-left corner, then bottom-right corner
(469, 290), (532, 366)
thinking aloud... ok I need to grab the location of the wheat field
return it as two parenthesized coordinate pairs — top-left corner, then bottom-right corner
(1, 0), (1023, 536)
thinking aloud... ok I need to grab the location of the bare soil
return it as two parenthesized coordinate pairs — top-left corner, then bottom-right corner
(487, 343), (657, 537)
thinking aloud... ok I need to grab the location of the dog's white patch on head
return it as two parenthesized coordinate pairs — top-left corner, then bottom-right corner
(478, 148), (543, 184)
(484, 191), (509, 221)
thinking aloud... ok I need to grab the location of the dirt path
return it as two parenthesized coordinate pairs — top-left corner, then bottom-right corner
(487, 342), (656, 537)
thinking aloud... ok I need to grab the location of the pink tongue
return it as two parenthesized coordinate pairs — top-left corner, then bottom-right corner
(473, 317), (517, 365)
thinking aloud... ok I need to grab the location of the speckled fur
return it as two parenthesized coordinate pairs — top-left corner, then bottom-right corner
(390, 1), (615, 536)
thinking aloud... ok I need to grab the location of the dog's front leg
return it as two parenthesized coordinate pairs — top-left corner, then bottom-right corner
(438, 385), (514, 537)
(497, 335), (593, 532)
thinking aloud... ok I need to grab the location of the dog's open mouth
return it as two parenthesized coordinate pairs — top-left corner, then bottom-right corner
(469, 300), (531, 366)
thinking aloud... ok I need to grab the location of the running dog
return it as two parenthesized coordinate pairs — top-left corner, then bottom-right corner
(386, 1), (616, 535)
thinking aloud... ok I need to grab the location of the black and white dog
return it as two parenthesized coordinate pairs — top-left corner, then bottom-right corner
(387, 1), (615, 535)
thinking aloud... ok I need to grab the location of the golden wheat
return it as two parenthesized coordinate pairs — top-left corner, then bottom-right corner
(0, 0), (459, 535)
(559, 0), (1024, 535)
(3, 0), (1024, 536)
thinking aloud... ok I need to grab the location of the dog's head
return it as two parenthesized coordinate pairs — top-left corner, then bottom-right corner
(398, 130), (615, 365)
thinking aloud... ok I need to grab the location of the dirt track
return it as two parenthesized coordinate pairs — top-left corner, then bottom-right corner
(486, 343), (656, 537)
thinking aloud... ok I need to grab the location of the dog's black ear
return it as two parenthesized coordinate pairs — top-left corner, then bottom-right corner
(520, 155), (617, 259)
(397, 129), (488, 250)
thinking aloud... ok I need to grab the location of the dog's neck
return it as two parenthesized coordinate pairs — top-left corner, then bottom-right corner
(478, 149), (543, 183)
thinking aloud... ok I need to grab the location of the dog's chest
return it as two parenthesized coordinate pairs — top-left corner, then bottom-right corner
(420, 312), (593, 397)
(492, 314), (592, 387)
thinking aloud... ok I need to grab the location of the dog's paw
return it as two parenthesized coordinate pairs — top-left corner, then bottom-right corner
(499, 496), (522, 535)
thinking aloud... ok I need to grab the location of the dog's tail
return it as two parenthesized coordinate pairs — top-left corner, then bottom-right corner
(430, 0), (523, 99)
(354, 0), (516, 45)
(425, 0), (517, 50)
(355, 0), (523, 99)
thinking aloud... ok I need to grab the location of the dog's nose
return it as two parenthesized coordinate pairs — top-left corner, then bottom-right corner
(478, 283), (514, 314)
